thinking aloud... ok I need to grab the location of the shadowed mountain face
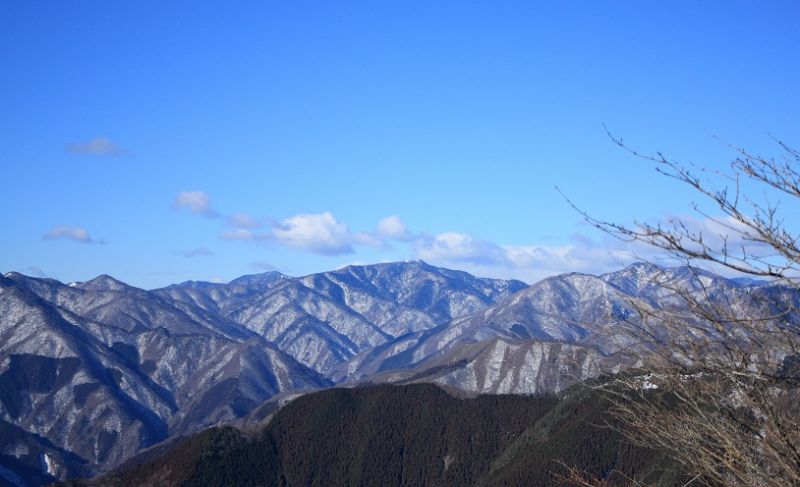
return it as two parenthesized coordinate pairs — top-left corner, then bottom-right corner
(0, 273), (330, 485)
(66, 384), (686, 487)
(0, 261), (787, 485)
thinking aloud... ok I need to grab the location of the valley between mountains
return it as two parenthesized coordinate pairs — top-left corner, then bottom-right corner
(0, 260), (790, 485)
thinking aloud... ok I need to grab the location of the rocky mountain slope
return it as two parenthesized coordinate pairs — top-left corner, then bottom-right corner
(0, 273), (328, 485)
(338, 263), (786, 392)
(155, 261), (527, 376)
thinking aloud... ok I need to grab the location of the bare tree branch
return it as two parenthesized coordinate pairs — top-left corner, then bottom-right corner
(566, 136), (800, 486)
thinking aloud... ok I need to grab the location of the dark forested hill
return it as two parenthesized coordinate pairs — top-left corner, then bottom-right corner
(65, 383), (688, 487)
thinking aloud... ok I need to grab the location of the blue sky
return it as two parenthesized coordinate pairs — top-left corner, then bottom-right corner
(2, 1), (799, 288)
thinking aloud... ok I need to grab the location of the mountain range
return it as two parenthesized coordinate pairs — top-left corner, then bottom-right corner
(0, 261), (783, 485)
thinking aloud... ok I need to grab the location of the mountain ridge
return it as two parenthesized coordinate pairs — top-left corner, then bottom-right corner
(0, 260), (785, 485)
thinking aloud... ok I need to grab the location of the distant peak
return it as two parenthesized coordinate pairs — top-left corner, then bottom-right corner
(228, 271), (287, 287)
(3, 271), (47, 283)
(79, 274), (131, 291)
(164, 280), (219, 290)
(599, 262), (664, 280)
(624, 261), (664, 272)
(336, 260), (435, 273)
(387, 260), (436, 270)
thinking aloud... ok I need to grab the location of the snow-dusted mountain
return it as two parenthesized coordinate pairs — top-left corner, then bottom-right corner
(331, 263), (787, 391)
(155, 261), (527, 376)
(0, 272), (329, 484)
(0, 261), (788, 485)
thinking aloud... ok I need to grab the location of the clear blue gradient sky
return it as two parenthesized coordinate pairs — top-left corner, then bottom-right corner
(2, 1), (799, 288)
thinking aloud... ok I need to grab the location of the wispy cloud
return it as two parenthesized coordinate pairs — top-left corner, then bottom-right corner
(227, 212), (261, 229)
(179, 190), (751, 282)
(413, 230), (664, 283)
(353, 231), (389, 250)
(250, 261), (281, 272)
(209, 202), (706, 281)
(66, 137), (123, 156)
(184, 193), (765, 281)
(172, 191), (220, 218)
(175, 247), (214, 258)
(415, 232), (506, 266)
(376, 215), (412, 241)
(26, 266), (47, 278)
(410, 212), (766, 283)
(43, 225), (101, 244)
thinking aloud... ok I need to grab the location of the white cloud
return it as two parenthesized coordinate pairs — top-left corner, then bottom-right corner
(272, 212), (354, 256)
(66, 137), (123, 156)
(43, 225), (97, 244)
(377, 215), (412, 241)
(172, 191), (219, 218)
(221, 212), (401, 255)
(411, 213), (770, 283)
(176, 247), (214, 258)
(212, 204), (767, 281)
(415, 232), (506, 265)
(414, 230), (661, 284)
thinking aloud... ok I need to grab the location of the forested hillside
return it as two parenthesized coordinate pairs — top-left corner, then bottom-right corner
(65, 383), (688, 487)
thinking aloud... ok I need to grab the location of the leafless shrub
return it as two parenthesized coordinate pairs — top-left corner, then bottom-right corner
(567, 135), (800, 486)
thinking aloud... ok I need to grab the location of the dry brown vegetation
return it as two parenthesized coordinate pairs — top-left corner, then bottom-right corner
(568, 136), (800, 486)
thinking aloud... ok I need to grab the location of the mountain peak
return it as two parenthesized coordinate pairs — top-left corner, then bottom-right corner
(338, 260), (434, 272)
(228, 271), (287, 287)
(78, 274), (132, 291)
(166, 279), (226, 290)
(621, 261), (664, 274)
